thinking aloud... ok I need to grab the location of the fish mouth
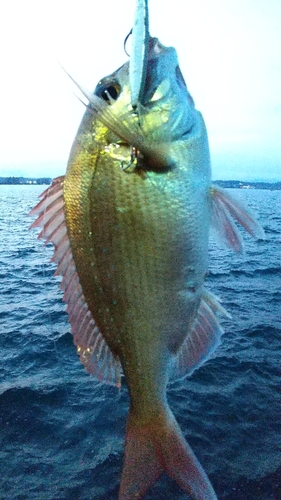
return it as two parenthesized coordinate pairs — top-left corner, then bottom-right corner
(148, 37), (166, 56)
(141, 37), (172, 103)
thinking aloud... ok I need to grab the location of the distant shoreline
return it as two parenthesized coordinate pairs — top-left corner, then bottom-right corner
(0, 177), (52, 185)
(0, 176), (280, 190)
(214, 180), (281, 190)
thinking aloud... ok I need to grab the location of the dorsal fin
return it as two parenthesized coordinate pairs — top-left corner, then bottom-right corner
(29, 176), (122, 387)
(172, 289), (230, 379)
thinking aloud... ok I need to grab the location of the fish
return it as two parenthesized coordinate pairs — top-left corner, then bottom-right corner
(29, 1), (265, 498)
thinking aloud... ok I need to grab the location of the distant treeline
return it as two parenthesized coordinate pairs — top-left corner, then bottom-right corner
(0, 176), (280, 190)
(0, 177), (52, 185)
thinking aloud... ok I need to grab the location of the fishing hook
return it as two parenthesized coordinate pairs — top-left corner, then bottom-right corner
(124, 29), (132, 57)
(120, 146), (138, 172)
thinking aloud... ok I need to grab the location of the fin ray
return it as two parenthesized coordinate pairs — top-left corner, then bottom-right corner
(119, 408), (217, 500)
(29, 176), (122, 387)
(65, 70), (153, 154)
(210, 185), (265, 251)
(173, 290), (230, 379)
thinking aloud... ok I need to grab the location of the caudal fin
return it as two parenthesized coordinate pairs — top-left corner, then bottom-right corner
(119, 408), (217, 500)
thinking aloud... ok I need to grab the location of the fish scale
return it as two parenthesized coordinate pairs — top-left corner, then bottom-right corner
(64, 116), (206, 414)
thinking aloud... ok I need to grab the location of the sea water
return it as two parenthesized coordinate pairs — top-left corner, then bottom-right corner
(0, 185), (280, 500)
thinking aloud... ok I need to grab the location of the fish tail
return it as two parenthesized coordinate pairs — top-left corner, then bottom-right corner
(119, 407), (217, 500)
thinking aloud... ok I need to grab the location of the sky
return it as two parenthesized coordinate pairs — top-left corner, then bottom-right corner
(0, 0), (280, 181)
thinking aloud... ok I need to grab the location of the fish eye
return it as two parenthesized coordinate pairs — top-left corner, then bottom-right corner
(95, 81), (121, 103)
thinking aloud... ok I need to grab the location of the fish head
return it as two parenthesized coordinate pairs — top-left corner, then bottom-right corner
(93, 37), (197, 147)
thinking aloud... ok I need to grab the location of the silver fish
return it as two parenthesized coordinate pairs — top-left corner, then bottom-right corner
(30, 1), (265, 498)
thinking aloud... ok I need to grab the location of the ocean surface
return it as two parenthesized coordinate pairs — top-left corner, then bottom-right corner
(0, 185), (280, 500)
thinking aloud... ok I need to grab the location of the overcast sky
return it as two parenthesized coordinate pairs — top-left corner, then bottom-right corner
(0, 0), (280, 180)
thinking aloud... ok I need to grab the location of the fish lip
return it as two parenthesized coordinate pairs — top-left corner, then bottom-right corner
(148, 37), (171, 58)
(148, 37), (165, 54)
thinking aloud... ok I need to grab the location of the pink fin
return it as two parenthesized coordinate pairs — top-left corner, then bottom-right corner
(119, 408), (217, 500)
(29, 177), (121, 387)
(173, 290), (230, 379)
(210, 185), (265, 252)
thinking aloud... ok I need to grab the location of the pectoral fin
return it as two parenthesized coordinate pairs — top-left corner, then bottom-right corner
(210, 185), (265, 252)
(173, 290), (230, 379)
(29, 177), (122, 387)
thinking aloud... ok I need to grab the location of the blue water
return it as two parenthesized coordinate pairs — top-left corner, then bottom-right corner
(0, 185), (280, 500)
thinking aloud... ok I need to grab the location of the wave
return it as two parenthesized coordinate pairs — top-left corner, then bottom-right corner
(0, 186), (280, 499)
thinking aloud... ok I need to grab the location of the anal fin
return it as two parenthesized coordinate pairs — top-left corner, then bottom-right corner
(173, 290), (230, 379)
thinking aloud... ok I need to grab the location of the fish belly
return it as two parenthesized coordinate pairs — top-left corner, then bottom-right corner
(64, 122), (210, 404)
